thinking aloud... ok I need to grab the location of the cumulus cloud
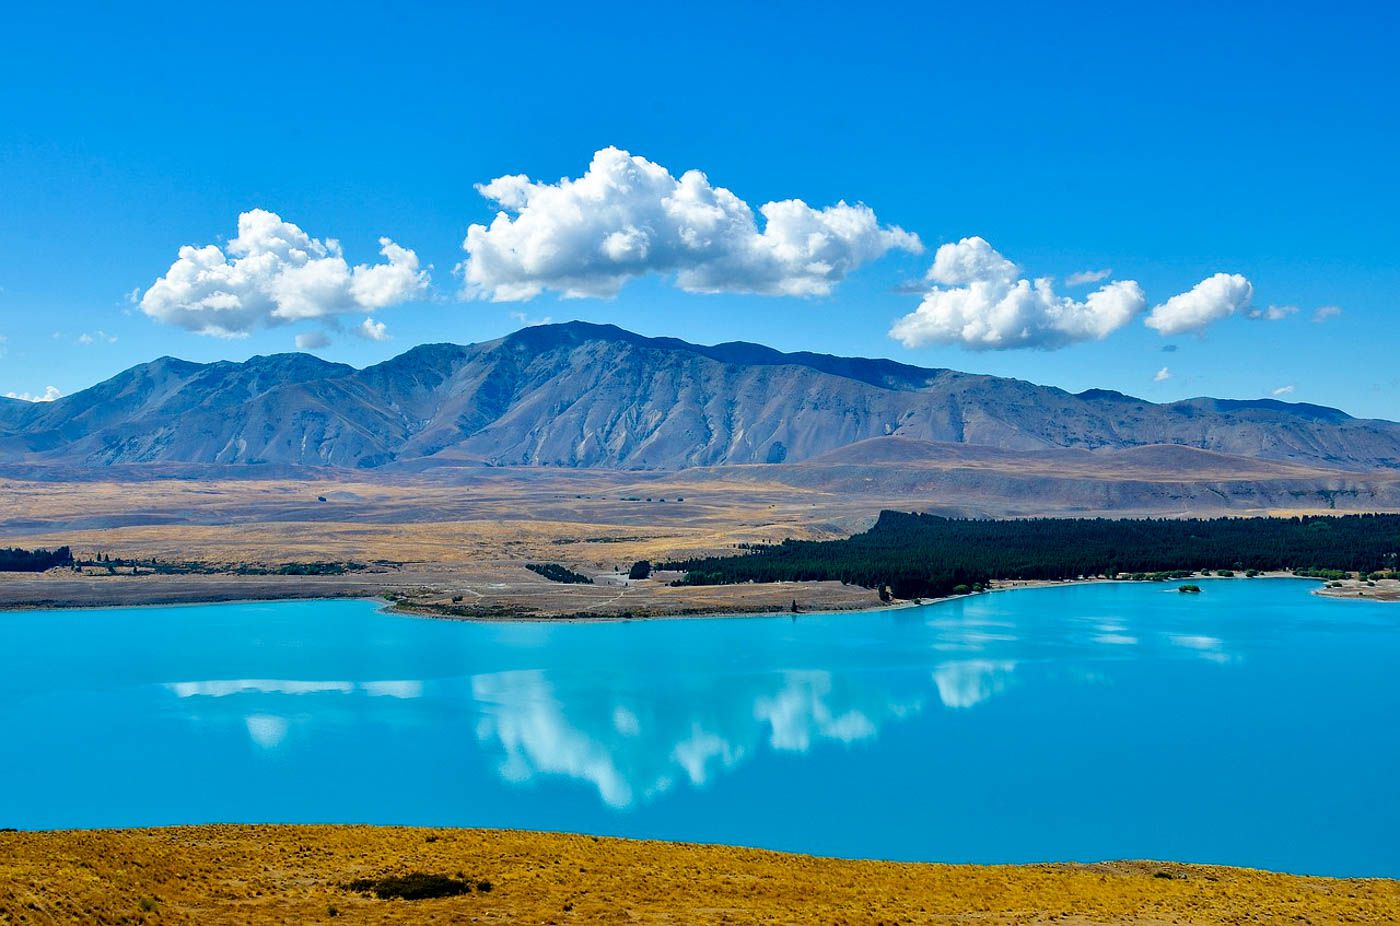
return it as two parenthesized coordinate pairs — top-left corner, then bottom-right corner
(508, 310), (554, 328)
(139, 209), (429, 337)
(1144, 273), (1253, 335)
(357, 318), (390, 341)
(77, 330), (118, 345)
(888, 237), (1146, 350)
(1249, 304), (1297, 321)
(460, 147), (920, 302)
(1312, 304), (1342, 323)
(1154, 366), (1172, 382)
(1272, 384), (1296, 396)
(5, 385), (62, 402)
(295, 331), (331, 351)
(1065, 268), (1112, 286)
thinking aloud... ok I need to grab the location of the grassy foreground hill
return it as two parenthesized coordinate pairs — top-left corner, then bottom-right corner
(2, 826), (1397, 924)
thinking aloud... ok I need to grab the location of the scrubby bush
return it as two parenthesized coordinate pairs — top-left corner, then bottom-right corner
(526, 563), (593, 584)
(345, 873), (476, 900)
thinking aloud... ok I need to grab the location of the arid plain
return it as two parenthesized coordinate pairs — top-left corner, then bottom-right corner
(4, 441), (1400, 615)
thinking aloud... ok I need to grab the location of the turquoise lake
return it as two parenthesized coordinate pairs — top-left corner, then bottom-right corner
(2, 578), (1397, 877)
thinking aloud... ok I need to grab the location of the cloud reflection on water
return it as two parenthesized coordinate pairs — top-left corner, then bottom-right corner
(243, 714), (288, 749)
(1167, 634), (1233, 664)
(470, 667), (924, 808)
(157, 598), (1240, 808)
(167, 678), (423, 698)
(932, 659), (1018, 709)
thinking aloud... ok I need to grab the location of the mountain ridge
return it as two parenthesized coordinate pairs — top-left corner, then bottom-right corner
(2, 321), (1396, 471)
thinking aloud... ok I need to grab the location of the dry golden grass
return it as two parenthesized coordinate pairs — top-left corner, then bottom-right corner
(4, 465), (1383, 570)
(0, 471), (882, 615)
(1, 826), (1395, 925)
(2, 470), (1393, 616)
(0, 472), (853, 566)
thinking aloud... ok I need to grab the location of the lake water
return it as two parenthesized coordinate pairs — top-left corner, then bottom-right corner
(2, 579), (1397, 877)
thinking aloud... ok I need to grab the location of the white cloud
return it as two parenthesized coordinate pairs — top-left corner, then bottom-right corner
(888, 237), (1146, 351)
(1144, 272), (1253, 335)
(1272, 384), (1296, 396)
(295, 331), (331, 350)
(5, 385), (62, 402)
(1154, 366), (1172, 382)
(1248, 304), (1297, 321)
(1065, 268), (1112, 286)
(1312, 304), (1342, 323)
(460, 146), (921, 302)
(77, 330), (118, 345)
(357, 318), (390, 341)
(139, 209), (429, 337)
(508, 310), (554, 328)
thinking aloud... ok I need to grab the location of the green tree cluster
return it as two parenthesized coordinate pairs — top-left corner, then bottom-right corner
(666, 512), (1400, 601)
(0, 546), (73, 572)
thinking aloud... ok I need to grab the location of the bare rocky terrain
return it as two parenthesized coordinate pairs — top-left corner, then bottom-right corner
(3, 321), (1399, 471)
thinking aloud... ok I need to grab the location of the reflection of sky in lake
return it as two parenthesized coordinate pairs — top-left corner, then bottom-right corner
(468, 667), (922, 808)
(1, 578), (1397, 877)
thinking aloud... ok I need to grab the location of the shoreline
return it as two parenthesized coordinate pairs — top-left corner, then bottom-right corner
(1, 569), (1382, 623)
(2, 825), (1395, 924)
(386, 593), (920, 624)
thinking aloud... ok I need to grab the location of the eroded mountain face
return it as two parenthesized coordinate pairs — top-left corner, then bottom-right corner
(2, 321), (1397, 471)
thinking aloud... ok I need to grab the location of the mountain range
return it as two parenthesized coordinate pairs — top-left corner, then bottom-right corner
(2, 321), (1397, 472)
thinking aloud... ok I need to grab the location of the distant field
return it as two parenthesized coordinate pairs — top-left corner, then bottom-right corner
(2, 457), (1399, 614)
(4, 452), (1400, 563)
(2, 825), (1396, 924)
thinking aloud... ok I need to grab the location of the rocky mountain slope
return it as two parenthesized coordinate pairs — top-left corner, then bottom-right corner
(2, 321), (1397, 471)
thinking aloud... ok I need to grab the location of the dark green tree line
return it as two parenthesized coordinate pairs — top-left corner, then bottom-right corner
(666, 512), (1400, 600)
(0, 546), (73, 572)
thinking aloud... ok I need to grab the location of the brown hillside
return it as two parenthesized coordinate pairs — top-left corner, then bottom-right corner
(1, 826), (1396, 925)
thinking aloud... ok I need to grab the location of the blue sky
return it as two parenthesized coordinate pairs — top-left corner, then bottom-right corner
(2, 1), (1396, 417)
